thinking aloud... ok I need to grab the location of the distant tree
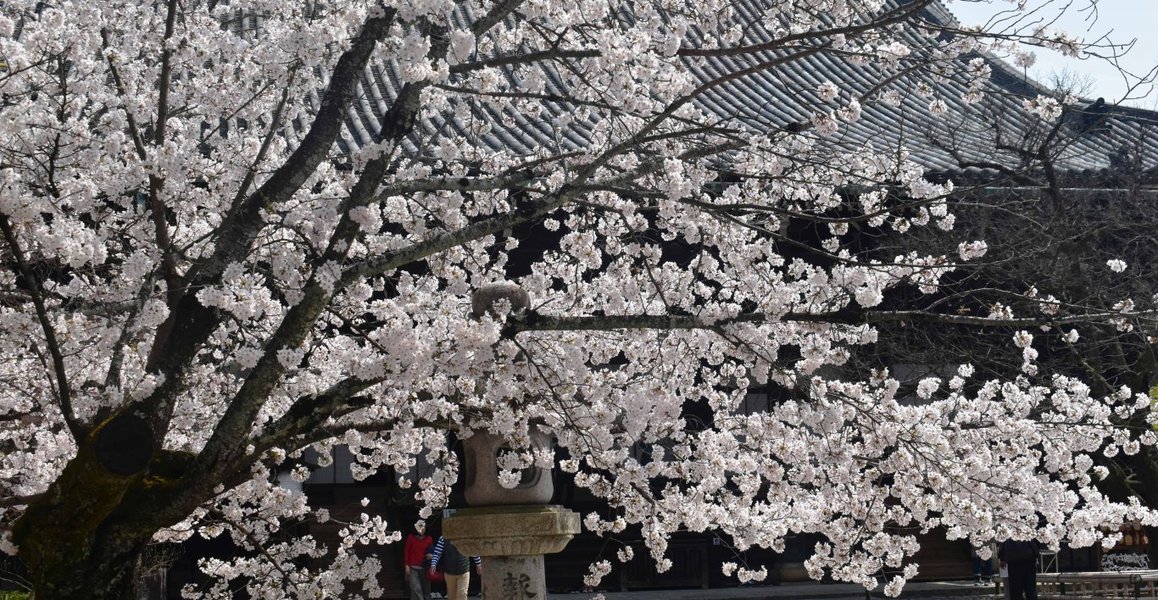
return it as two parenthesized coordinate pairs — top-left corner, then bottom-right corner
(0, 0), (1154, 598)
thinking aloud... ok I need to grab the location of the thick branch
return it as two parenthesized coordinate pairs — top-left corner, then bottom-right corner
(449, 48), (599, 75)
(0, 493), (44, 509)
(194, 3), (529, 481)
(102, 272), (158, 396)
(251, 380), (385, 456)
(198, 12), (396, 279)
(340, 174), (619, 287)
(0, 215), (83, 439)
(132, 12), (398, 438)
(503, 308), (1156, 335)
(468, 0), (526, 36)
(225, 68), (299, 213)
(193, 142), (395, 478)
(149, 0), (181, 302)
(373, 172), (542, 199)
(341, 134), (740, 287)
(99, 29), (150, 164)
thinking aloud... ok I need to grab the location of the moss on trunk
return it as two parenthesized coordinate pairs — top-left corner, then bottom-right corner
(11, 416), (179, 599)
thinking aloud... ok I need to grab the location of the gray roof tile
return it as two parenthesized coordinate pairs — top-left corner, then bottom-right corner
(341, 0), (1158, 181)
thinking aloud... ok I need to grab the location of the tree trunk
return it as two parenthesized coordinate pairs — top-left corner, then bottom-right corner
(21, 530), (147, 600)
(12, 415), (182, 599)
(13, 466), (152, 598)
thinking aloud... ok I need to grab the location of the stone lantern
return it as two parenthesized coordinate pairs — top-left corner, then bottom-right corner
(443, 283), (581, 599)
(443, 430), (580, 599)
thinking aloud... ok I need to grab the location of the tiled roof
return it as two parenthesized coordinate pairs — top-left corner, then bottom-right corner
(341, 0), (1158, 181)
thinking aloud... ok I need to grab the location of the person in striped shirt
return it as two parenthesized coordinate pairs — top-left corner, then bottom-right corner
(429, 536), (481, 600)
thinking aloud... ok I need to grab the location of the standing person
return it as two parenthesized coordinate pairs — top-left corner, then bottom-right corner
(999, 539), (1040, 600)
(430, 536), (481, 600)
(403, 522), (434, 600)
(972, 545), (994, 585)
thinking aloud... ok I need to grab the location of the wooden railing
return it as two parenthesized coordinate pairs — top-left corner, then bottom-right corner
(994, 571), (1158, 598)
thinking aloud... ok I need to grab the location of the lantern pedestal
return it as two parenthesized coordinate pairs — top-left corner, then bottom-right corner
(444, 505), (580, 600)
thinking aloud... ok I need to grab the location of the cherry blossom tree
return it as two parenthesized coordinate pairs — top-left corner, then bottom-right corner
(0, 0), (1155, 598)
(864, 93), (1158, 559)
(872, 96), (1157, 397)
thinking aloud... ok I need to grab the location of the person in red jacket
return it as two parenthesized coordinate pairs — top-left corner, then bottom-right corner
(403, 522), (434, 600)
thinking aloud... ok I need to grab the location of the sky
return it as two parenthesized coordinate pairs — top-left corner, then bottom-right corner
(946, 0), (1158, 108)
